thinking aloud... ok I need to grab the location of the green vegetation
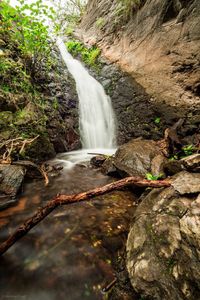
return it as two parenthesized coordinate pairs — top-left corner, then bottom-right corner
(169, 154), (179, 161)
(66, 40), (101, 69)
(169, 144), (197, 161)
(0, 56), (33, 94)
(146, 173), (163, 180)
(0, 0), (60, 160)
(52, 99), (59, 110)
(154, 117), (161, 125)
(182, 144), (196, 156)
(0, 0), (55, 76)
(65, 26), (74, 37)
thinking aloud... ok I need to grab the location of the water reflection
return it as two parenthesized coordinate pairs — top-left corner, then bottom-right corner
(0, 162), (136, 300)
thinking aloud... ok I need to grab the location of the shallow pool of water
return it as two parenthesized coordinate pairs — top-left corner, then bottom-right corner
(0, 154), (136, 300)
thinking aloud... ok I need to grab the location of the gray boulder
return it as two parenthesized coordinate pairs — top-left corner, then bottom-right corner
(114, 139), (166, 177)
(127, 186), (200, 300)
(0, 164), (26, 209)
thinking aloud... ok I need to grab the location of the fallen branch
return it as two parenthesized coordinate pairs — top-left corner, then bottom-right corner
(0, 176), (171, 256)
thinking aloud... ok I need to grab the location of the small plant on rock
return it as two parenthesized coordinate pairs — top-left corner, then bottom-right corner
(146, 173), (163, 181)
(182, 144), (196, 156)
(154, 117), (161, 125)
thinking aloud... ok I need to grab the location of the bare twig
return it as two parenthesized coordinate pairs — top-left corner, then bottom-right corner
(0, 135), (39, 163)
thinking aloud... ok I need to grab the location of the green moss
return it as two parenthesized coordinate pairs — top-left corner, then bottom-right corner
(52, 98), (59, 110)
(0, 56), (33, 95)
(0, 111), (13, 127)
(14, 108), (33, 125)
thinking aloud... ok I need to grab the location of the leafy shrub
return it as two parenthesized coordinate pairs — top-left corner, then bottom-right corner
(0, 0), (55, 76)
(66, 41), (85, 56)
(66, 40), (101, 68)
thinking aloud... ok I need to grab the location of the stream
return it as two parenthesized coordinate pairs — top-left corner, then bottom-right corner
(0, 157), (136, 300)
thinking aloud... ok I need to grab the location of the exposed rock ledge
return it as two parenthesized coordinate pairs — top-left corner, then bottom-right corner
(79, 0), (200, 113)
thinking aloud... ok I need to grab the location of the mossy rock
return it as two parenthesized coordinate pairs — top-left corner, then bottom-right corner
(25, 135), (56, 161)
(0, 111), (13, 127)
(0, 130), (12, 140)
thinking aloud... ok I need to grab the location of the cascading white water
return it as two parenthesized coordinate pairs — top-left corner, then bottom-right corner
(56, 37), (116, 149)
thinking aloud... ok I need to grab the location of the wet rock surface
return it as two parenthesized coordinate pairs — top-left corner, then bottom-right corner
(77, 44), (200, 146)
(88, 58), (174, 144)
(127, 183), (200, 299)
(96, 65), (166, 144)
(90, 155), (106, 168)
(0, 164), (26, 209)
(114, 139), (165, 177)
(28, 50), (80, 158)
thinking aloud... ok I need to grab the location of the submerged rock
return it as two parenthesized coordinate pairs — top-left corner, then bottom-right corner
(114, 139), (165, 177)
(90, 155), (106, 168)
(127, 186), (200, 299)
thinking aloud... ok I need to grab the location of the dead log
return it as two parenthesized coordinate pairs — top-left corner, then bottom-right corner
(0, 176), (171, 256)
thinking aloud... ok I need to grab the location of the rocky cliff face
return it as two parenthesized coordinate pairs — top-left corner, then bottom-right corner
(79, 0), (200, 135)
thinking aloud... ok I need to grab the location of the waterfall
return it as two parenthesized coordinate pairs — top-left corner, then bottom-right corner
(56, 37), (116, 150)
